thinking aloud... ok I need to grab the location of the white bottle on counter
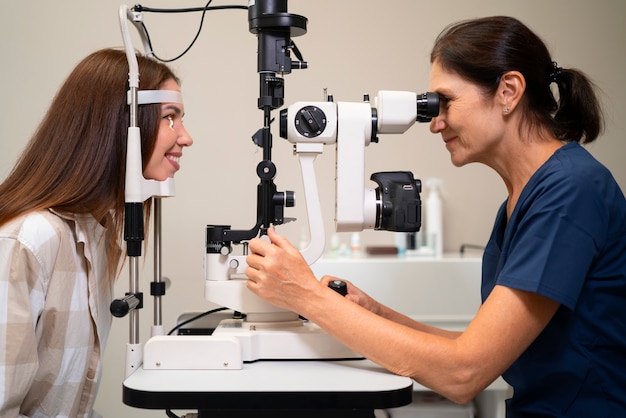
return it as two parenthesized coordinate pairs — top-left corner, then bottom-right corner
(350, 232), (363, 258)
(394, 232), (407, 257)
(426, 178), (443, 258)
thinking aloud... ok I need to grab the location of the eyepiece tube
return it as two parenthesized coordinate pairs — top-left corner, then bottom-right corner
(416, 92), (439, 122)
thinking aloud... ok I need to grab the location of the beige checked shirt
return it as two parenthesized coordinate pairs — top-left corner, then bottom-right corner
(0, 209), (114, 418)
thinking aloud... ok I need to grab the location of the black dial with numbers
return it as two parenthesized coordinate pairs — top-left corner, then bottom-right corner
(294, 105), (327, 138)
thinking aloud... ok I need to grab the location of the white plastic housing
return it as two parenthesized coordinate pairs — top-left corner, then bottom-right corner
(143, 335), (243, 370)
(375, 90), (418, 134)
(335, 101), (374, 232)
(212, 319), (361, 362)
(283, 101), (338, 144)
(204, 275), (298, 322)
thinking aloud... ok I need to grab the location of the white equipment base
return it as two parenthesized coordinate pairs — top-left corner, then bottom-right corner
(212, 318), (362, 363)
(142, 319), (361, 370)
(143, 335), (243, 370)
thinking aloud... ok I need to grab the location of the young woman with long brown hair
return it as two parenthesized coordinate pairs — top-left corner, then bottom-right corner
(0, 48), (193, 417)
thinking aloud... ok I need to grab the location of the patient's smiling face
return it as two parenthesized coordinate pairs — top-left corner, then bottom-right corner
(143, 79), (193, 181)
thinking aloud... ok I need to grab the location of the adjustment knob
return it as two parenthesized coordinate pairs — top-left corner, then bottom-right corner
(110, 293), (141, 318)
(328, 280), (348, 296)
(294, 105), (327, 138)
(220, 245), (231, 256)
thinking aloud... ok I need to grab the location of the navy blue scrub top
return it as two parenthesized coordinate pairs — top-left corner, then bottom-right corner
(482, 142), (626, 417)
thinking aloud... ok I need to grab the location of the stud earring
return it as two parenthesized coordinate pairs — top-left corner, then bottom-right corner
(503, 107), (510, 115)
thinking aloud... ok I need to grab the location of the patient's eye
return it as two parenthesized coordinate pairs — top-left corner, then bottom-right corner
(162, 114), (179, 130)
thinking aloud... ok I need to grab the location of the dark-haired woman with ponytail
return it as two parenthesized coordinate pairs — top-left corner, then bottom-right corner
(245, 16), (626, 417)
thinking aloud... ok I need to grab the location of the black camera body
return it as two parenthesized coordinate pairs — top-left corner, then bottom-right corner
(371, 171), (422, 232)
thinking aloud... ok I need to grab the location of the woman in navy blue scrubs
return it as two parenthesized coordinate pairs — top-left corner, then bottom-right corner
(246, 16), (626, 417)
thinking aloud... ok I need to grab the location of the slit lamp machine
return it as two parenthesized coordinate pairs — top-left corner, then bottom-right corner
(111, 1), (439, 376)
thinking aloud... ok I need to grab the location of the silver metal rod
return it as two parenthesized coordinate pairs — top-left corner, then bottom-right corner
(128, 256), (140, 344)
(129, 87), (138, 127)
(154, 197), (163, 327)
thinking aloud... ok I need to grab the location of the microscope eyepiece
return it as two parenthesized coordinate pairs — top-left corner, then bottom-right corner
(416, 92), (440, 122)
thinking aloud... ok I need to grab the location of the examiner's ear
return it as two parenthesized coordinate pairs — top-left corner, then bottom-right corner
(498, 71), (525, 113)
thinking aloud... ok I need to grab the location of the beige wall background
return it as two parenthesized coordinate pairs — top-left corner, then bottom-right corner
(2, 1), (625, 417)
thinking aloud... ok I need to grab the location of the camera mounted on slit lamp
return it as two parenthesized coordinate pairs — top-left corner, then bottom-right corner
(278, 90), (440, 233)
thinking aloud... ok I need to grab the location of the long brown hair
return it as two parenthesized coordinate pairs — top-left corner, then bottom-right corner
(0, 48), (180, 280)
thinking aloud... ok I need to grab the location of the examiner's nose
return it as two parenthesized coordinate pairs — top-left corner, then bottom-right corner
(429, 116), (445, 133)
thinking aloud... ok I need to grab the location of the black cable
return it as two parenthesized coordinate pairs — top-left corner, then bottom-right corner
(167, 306), (230, 335)
(133, 2), (248, 62)
(135, 4), (248, 13)
(459, 243), (486, 255)
(165, 409), (181, 418)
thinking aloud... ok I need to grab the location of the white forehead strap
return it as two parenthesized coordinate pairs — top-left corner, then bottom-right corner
(127, 90), (184, 105)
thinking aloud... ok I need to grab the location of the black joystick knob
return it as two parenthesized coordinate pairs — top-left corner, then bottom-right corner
(328, 280), (348, 296)
(110, 293), (142, 318)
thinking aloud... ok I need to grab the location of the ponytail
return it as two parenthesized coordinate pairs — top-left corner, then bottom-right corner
(552, 67), (604, 144)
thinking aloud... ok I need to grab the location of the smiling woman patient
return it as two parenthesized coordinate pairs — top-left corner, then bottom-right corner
(0, 48), (193, 417)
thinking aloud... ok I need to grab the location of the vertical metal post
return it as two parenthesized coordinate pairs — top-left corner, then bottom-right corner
(153, 197), (163, 327)
(128, 258), (140, 344)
